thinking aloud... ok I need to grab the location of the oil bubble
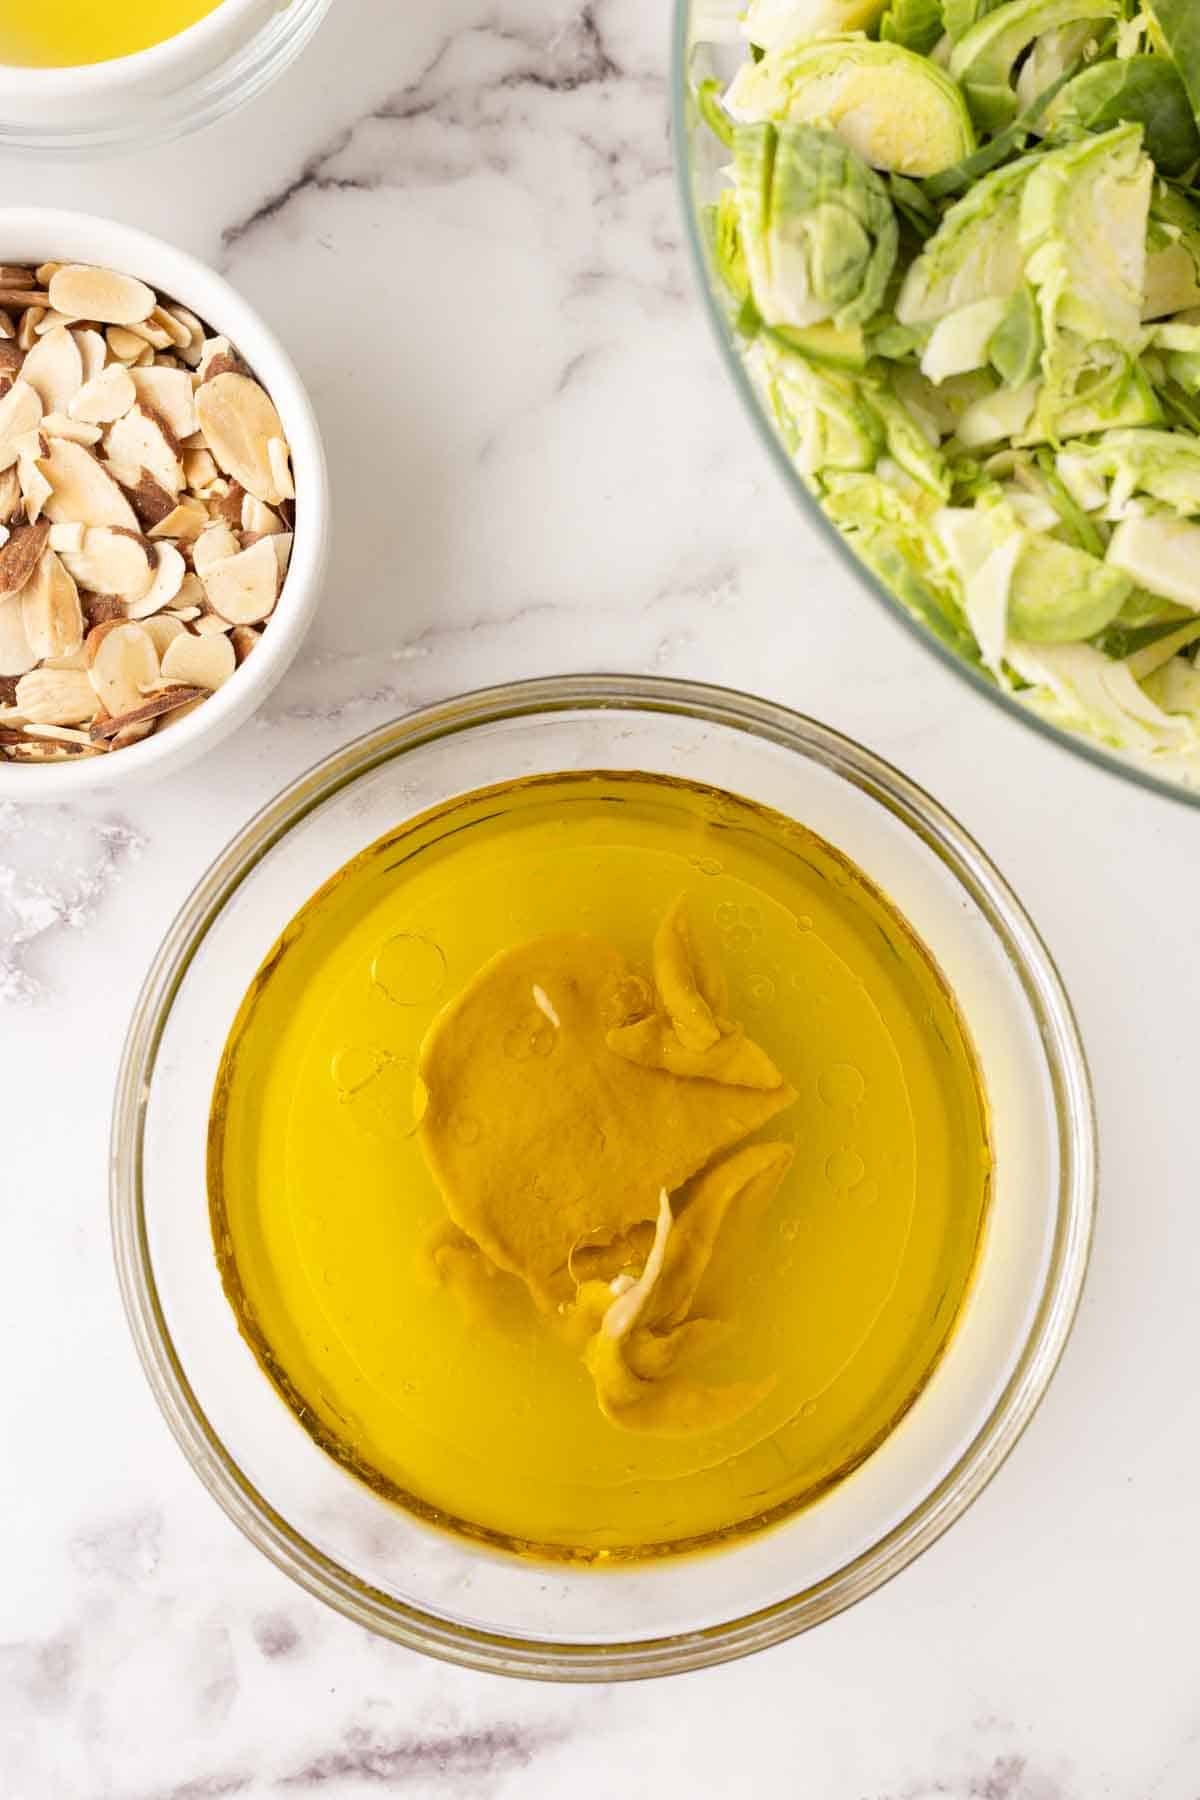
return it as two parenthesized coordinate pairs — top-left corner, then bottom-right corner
(746, 975), (776, 1006)
(801, 1401), (818, 1419)
(344, 1057), (421, 1142)
(714, 901), (740, 930)
(727, 924), (753, 952)
(795, 916), (814, 933)
(818, 1063), (866, 1108)
(689, 856), (723, 877)
(331, 1045), (389, 1098)
(372, 933), (447, 1006)
(740, 905), (761, 930)
(825, 1148), (866, 1190)
(503, 1018), (557, 1062)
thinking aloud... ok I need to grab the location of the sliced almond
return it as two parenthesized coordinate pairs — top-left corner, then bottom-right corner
(14, 665), (96, 724)
(166, 605), (201, 622)
(107, 325), (148, 363)
(202, 535), (280, 626)
(183, 448), (219, 492)
(90, 684), (205, 738)
(229, 624), (260, 664)
(49, 265), (155, 328)
(0, 521), (50, 603)
(44, 643), (89, 671)
(266, 437), (294, 502)
(24, 722), (96, 744)
(17, 308), (45, 353)
(34, 309), (79, 338)
(47, 520), (85, 554)
(0, 380), (44, 473)
(122, 470), (177, 530)
(21, 550), (82, 660)
(195, 372), (288, 504)
(42, 413), (102, 447)
(269, 532), (292, 581)
(0, 310), (12, 341)
(196, 336), (237, 381)
(160, 628), (234, 691)
(0, 593), (37, 675)
(17, 443), (52, 524)
(0, 467), (21, 523)
(149, 305), (191, 350)
(148, 497), (207, 541)
(125, 542), (185, 619)
(130, 366), (196, 439)
(88, 619), (159, 715)
(109, 719), (155, 749)
(62, 526), (155, 603)
(193, 611), (233, 636)
(140, 613), (187, 658)
(70, 363), (136, 426)
(39, 439), (139, 529)
(21, 325), (84, 415)
(192, 522), (240, 578)
(73, 327), (107, 384)
(119, 314), (173, 352)
(241, 495), (283, 535)
(103, 402), (183, 494)
(35, 263), (62, 287)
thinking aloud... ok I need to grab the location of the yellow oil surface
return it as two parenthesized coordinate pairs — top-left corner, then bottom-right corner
(0, 0), (220, 66)
(210, 771), (990, 1561)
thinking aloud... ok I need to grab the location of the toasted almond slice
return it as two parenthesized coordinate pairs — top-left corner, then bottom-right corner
(0, 380), (44, 473)
(129, 366), (196, 440)
(5, 737), (100, 761)
(195, 372), (287, 504)
(202, 535), (279, 626)
(0, 592), (37, 675)
(140, 613), (188, 658)
(42, 413), (102, 447)
(39, 439), (139, 529)
(21, 549), (83, 660)
(88, 619), (159, 714)
(48, 520), (85, 554)
(0, 521), (50, 604)
(103, 402), (183, 494)
(70, 363), (136, 426)
(106, 325), (146, 363)
(269, 531), (292, 581)
(120, 315), (173, 352)
(17, 308), (44, 352)
(44, 643), (89, 671)
(125, 542), (185, 619)
(50, 265), (155, 328)
(160, 628), (235, 691)
(183, 448), (219, 491)
(241, 495), (283, 535)
(0, 467), (21, 524)
(266, 437), (294, 502)
(121, 470), (177, 530)
(90, 684), (205, 738)
(148, 498), (207, 541)
(17, 442), (52, 523)
(149, 305), (191, 350)
(194, 611), (233, 636)
(34, 309), (79, 337)
(21, 325), (83, 415)
(73, 327), (107, 384)
(229, 624), (261, 664)
(0, 268), (33, 291)
(25, 721), (96, 744)
(83, 595), (125, 630)
(62, 526), (155, 603)
(109, 719), (155, 749)
(192, 523), (241, 577)
(196, 336), (236, 381)
(14, 665), (96, 724)
(0, 310), (13, 342)
(166, 605), (201, 622)
(35, 263), (62, 287)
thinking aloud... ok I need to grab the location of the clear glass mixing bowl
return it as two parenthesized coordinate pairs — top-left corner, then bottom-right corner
(111, 677), (1095, 1679)
(671, 2), (1200, 810)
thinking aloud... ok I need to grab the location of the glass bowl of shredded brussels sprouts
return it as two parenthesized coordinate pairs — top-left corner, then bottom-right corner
(674, 0), (1200, 800)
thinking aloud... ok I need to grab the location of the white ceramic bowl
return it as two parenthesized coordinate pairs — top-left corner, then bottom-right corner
(0, 0), (333, 154)
(0, 208), (328, 803)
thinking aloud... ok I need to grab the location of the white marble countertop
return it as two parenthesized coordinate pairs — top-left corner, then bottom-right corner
(3, 4), (1199, 1795)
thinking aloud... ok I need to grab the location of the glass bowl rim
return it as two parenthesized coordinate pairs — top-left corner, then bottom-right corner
(668, 0), (1200, 814)
(0, 0), (332, 155)
(110, 673), (1097, 1681)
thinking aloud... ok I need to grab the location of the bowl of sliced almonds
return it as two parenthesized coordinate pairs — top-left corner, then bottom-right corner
(0, 208), (328, 798)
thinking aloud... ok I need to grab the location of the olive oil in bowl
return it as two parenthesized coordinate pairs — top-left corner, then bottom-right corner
(210, 770), (990, 1562)
(0, 0), (220, 66)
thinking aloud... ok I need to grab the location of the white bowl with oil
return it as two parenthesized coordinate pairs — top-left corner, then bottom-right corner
(0, 0), (332, 153)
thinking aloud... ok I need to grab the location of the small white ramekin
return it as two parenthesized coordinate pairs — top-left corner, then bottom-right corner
(0, 0), (332, 155)
(0, 208), (329, 802)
